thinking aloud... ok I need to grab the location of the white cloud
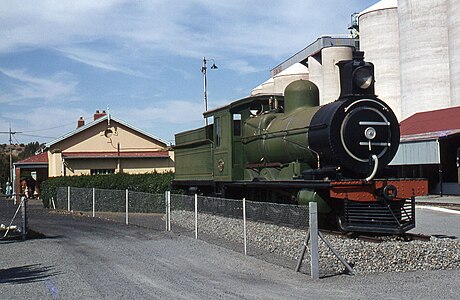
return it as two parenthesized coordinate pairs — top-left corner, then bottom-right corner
(0, 68), (79, 103)
(224, 59), (261, 74)
(0, 106), (90, 143)
(0, 1), (361, 62)
(117, 100), (205, 125)
(54, 46), (152, 78)
(0, 0), (374, 145)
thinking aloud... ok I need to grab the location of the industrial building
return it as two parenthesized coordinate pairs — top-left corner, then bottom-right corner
(251, 0), (460, 194)
(358, 0), (460, 121)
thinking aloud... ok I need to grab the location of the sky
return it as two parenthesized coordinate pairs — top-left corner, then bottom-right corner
(0, 0), (376, 146)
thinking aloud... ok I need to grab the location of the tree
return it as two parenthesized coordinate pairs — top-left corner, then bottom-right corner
(0, 153), (12, 190)
(18, 141), (41, 160)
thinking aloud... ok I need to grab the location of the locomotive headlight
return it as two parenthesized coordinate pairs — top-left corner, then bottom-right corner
(365, 127), (377, 140)
(353, 67), (373, 89)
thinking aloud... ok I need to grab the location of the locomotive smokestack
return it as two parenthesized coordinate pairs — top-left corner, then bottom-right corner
(353, 51), (365, 61)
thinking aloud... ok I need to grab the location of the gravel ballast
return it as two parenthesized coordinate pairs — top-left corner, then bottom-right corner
(170, 210), (460, 275)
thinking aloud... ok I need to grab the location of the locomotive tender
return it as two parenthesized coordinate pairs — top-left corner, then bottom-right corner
(173, 51), (428, 233)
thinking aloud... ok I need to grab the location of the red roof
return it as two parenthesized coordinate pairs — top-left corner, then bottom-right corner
(15, 152), (49, 165)
(400, 106), (460, 141)
(62, 151), (170, 159)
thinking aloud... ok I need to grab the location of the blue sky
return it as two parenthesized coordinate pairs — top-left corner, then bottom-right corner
(0, 0), (376, 146)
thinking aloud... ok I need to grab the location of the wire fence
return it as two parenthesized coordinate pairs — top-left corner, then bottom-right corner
(0, 195), (28, 240)
(55, 187), (310, 253)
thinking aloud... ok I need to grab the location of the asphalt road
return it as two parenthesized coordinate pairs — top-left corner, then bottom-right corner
(410, 205), (460, 239)
(1, 200), (459, 299)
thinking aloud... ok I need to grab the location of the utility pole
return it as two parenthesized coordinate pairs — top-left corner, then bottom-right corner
(0, 126), (22, 184)
(201, 57), (218, 126)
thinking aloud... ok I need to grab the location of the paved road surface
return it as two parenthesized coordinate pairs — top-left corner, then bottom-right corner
(411, 206), (460, 238)
(0, 200), (459, 299)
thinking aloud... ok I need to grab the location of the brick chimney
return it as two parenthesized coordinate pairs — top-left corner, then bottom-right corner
(77, 116), (85, 128)
(94, 110), (107, 120)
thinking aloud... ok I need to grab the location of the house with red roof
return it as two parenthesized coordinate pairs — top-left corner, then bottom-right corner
(13, 111), (174, 197)
(390, 106), (460, 194)
(13, 151), (49, 197)
(47, 111), (174, 177)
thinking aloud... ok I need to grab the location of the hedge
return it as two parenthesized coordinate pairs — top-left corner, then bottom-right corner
(41, 172), (177, 208)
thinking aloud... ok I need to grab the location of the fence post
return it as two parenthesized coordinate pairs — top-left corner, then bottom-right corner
(67, 186), (71, 212)
(125, 189), (129, 225)
(92, 188), (95, 217)
(309, 202), (319, 280)
(165, 191), (171, 231)
(21, 196), (28, 241)
(243, 197), (247, 256)
(194, 194), (198, 239)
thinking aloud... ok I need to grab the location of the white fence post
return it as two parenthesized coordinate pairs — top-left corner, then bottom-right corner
(243, 197), (247, 256)
(194, 194), (198, 239)
(309, 202), (319, 280)
(67, 186), (70, 211)
(125, 189), (129, 225)
(92, 188), (95, 217)
(165, 191), (171, 231)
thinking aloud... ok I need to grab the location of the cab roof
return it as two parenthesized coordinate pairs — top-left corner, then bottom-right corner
(203, 93), (283, 117)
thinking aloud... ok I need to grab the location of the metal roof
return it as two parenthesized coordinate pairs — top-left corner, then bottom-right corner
(14, 152), (48, 165)
(400, 105), (460, 141)
(270, 36), (357, 77)
(46, 114), (170, 148)
(203, 94), (283, 117)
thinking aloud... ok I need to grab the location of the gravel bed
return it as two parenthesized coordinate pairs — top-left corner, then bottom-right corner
(170, 210), (460, 275)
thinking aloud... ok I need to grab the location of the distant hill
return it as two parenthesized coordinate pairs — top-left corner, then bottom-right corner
(0, 143), (26, 158)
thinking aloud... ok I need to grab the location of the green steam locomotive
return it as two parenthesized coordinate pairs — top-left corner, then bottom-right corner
(173, 51), (427, 233)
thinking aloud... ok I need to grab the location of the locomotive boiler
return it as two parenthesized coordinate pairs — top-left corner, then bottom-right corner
(173, 51), (428, 233)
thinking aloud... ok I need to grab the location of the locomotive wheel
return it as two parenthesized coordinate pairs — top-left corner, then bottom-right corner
(336, 215), (349, 234)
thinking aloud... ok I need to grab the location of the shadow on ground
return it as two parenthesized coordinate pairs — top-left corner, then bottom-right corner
(0, 264), (61, 284)
(0, 229), (63, 243)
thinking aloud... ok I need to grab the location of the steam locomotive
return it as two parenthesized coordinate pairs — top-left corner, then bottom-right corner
(173, 51), (428, 233)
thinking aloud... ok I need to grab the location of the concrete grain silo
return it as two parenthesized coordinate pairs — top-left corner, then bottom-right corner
(398, 0), (450, 119)
(448, 0), (460, 106)
(273, 63), (309, 94)
(260, 77), (275, 94)
(320, 46), (353, 104)
(251, 84), (262, 96)
(359, 0), (402, 120)
(307, 55), (323, 101)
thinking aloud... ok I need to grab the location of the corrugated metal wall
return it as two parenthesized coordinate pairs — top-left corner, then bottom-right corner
(390, 140), (440, 165)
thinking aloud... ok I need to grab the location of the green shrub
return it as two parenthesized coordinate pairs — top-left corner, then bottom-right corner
(41, 172), (177, 208)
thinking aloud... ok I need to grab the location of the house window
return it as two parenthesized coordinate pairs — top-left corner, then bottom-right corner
(91, 169), (115, 175)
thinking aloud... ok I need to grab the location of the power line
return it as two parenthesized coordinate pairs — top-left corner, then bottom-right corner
(17, 133), (56, 139)
(20, 119), (84, 133)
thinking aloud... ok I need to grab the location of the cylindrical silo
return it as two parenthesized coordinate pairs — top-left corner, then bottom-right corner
(398, 0), (450, 119)
(260, 77), (274, 94)
(321, 46), (353, 105)
(273, 63), (309, 94)
(251, 84), (262, 96)
(359, 0), (402, 121)
(448, 0), (460, 106)
(307, 55), (323, 101)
